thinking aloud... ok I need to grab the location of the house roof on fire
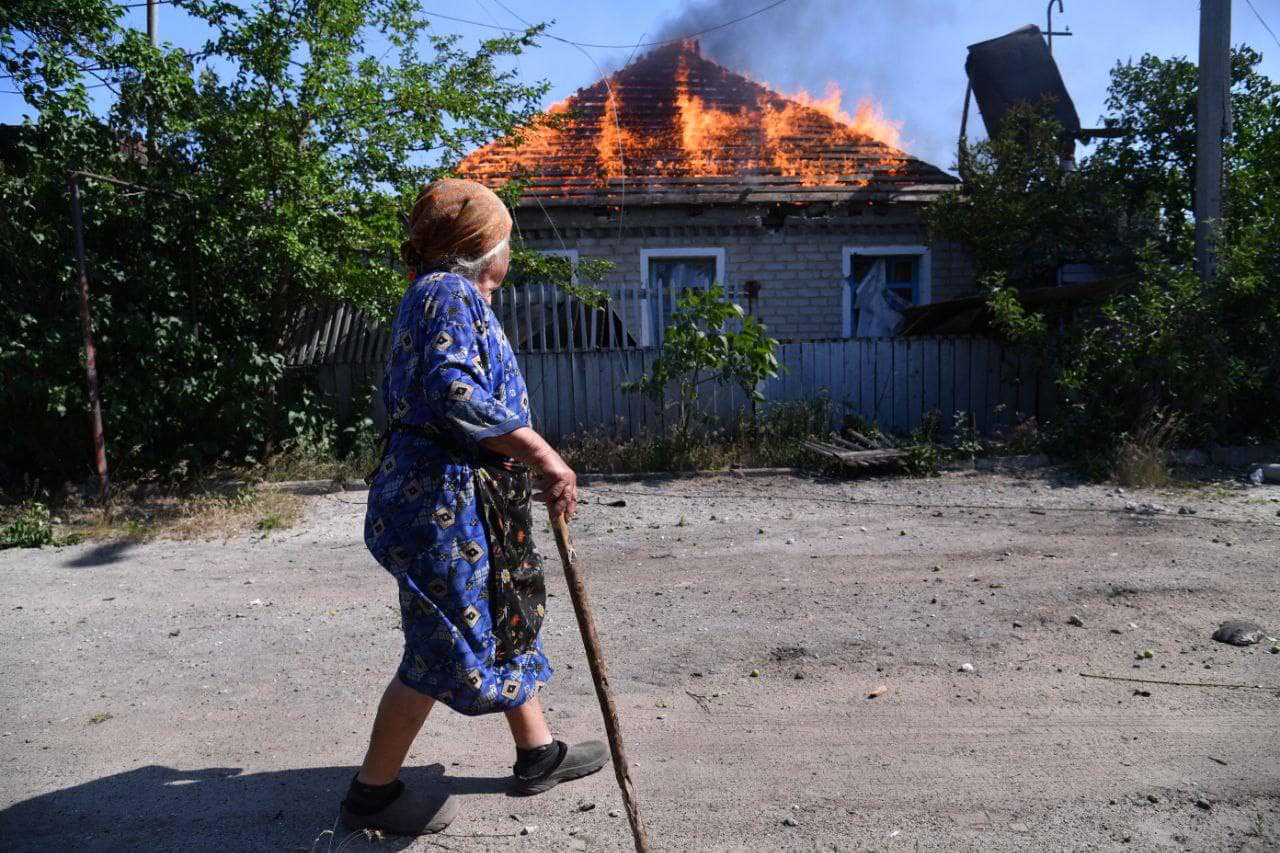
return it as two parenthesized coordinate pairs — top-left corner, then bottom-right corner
(456, 39), (958, 207)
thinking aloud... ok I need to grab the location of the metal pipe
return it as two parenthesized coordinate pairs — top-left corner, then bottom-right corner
(69, 173), (110, 503)
(1046, 0), (1063, 54)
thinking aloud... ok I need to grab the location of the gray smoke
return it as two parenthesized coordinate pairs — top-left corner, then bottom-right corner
(645, 0), (967, 168)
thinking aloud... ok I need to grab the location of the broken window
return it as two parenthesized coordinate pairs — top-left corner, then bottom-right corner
(845, 248), (929, 338)
(851, 254), (920, 307)
(643, 251), (723, 344)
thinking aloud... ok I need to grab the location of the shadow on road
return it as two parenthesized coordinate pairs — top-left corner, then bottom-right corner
(0, 762), (509, 851)
(63, 541), (135, 568)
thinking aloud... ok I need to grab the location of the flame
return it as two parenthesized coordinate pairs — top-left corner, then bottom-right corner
(458, 44), (913, 194)
(778, 81), (904, 151)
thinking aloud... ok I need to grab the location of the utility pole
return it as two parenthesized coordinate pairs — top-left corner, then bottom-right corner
(1194, 0), (1231, 282)
(147, 0), (157, 46)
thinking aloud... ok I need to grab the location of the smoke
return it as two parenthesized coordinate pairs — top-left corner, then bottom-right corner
(647, 0), (966, 168)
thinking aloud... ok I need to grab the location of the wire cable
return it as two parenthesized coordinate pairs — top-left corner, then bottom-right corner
(1244, 0), (1280, 50)
(424, 0), (796, 50)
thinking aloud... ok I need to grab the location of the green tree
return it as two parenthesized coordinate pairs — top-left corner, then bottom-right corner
(0, 0), (583, 488)
(925, 48), (1280, 475)
(624, 286), (780, 438)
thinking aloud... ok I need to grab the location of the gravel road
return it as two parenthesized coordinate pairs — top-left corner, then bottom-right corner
(2, 470), (1278, 851)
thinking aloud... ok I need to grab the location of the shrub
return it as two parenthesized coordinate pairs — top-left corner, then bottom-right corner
(0, 502), (55, 548)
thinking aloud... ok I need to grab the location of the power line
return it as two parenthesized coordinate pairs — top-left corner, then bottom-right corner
(424, 0), (795, 50)
(1244, 0), (1280, 50)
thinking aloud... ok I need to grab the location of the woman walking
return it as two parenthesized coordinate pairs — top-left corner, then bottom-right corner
(341, 179), (607, 836)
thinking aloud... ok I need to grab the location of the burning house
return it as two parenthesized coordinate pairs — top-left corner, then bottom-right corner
(457, 39), (971, 346)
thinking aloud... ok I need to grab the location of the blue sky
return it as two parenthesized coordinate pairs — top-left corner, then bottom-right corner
(4, 0), (1277, 170)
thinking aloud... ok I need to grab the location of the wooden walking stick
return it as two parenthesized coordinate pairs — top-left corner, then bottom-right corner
(548, 511), (652, 853)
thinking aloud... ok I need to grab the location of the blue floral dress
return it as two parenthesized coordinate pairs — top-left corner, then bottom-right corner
(364, 271), (552, 716)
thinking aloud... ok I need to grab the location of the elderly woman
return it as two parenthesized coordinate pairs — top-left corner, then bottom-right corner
(341, 179), (607, 836)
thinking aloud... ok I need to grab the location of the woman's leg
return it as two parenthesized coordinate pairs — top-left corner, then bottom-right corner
(504, 694), (553, 749)
(357, 677), (436, 785)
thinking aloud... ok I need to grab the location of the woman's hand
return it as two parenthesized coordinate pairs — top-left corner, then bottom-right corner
(480, 426), (578, 521)
(532, 451), (578, 521)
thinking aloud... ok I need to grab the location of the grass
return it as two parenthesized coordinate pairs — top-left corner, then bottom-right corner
(6, 486), (307, 546)
(561, 398), (841, 474)
(1112, 411), (1183, 488)
(255, 433), (382, 486)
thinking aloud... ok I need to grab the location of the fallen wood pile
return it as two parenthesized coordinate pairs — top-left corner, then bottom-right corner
(801, 430), (911, 469)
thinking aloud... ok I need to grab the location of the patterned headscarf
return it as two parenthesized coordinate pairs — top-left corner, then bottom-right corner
(401, 178), (512, 273)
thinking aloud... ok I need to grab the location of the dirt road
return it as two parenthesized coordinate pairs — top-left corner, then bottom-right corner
(2, 471), (1277, 851)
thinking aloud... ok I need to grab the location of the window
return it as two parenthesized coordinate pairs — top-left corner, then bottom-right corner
(640, 248), (726, 345)
(841, 245), (932, 338)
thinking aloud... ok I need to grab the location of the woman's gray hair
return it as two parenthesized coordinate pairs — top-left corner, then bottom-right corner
(447, 237), (509, 281)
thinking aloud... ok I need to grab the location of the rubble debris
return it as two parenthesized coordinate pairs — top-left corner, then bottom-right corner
(1211, 619), (1266, 646)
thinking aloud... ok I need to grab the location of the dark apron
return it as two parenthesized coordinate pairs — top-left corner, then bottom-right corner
(369, 421), (547, 662)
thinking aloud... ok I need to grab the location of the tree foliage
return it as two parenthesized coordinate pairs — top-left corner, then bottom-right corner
(623, 286), (780, 438)
(0, 0), (576, 490)
(926, 48), (1280, 475)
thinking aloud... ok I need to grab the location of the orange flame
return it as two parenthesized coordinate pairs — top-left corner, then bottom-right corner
(459, 47), (912, 193)
(778, 81), (904, 151)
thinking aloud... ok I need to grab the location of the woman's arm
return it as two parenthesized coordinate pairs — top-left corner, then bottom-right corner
(481, 427), (578, 521)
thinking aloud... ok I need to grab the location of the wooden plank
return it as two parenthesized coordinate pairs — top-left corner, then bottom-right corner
(922, 337), (940, 422)
(776, 343), (794, 402)
(859, 339), (875, 425)
(640, 349), (659, 435)
(520, 352), (542, 434)
(953, 337), (973, 427)
(939, 338), (956, 431)
(874, 338), (894, 431)
(1015, 350), (1035, 425)
(616, 350), (634, 438)
(907, 338), (924, 429)
(967, 338), (988, 434)
(825, 341), (842, 427)
(986, 339), (1005, 433)
(805, 342), (820, 401)
(1037, 359), (1056, 424)
(561, 351), (577, 440)
(600, 352), (618, 435)
(892, 338), (909, 432)
(540, 351), (560, 442)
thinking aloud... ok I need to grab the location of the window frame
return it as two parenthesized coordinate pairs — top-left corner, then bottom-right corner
(840, 245), (932, 338)
(639, 247), (727, 346)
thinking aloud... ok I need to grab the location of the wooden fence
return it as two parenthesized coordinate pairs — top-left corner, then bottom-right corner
(513, 338), (1049, 442)
(299, 335), (1051, 443)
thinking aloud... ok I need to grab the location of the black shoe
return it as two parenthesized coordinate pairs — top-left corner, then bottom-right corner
(510, 739), (609, 795)
(340, 785), (458, 836)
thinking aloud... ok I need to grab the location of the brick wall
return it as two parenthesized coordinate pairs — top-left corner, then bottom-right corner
(516, 202), (975, 342)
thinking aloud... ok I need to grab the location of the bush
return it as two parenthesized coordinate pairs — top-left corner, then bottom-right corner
(0, 0), (562, 491)
(0, 502), (55, 548)
(927, 49), (1280, 477)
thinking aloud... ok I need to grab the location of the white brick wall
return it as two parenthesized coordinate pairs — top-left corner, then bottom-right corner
(516, 204), (975, 342)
